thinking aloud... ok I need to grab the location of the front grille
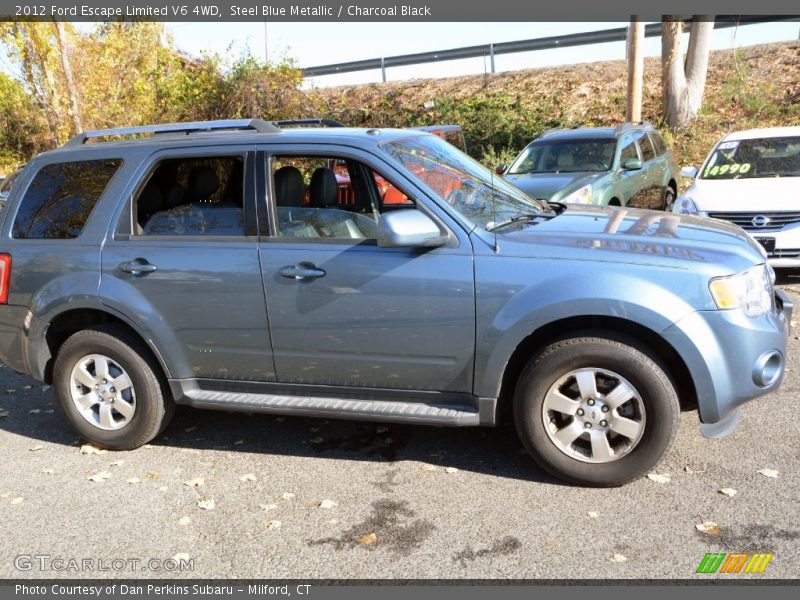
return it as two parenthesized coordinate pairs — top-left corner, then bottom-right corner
(708, 211), (800, 232)
(768, 248), (800, 259)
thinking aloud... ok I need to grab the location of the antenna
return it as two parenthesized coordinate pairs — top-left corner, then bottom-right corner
(484, 50), (499, 253)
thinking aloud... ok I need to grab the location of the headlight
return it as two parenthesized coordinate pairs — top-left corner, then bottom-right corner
(709, 265), (773, 317)
(561, 184), (592, 204)
(674, 196), (698, 214)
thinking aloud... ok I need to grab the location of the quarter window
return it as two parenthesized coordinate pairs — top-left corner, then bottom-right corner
(12, 159), (121, 239)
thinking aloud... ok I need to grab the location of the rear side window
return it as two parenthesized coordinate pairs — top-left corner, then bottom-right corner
(12, 159), (122, 239)
(637, 133), (656, 162)
(650, 133), (669, 156)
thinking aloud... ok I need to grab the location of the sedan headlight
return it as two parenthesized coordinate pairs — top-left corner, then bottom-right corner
(561, 184), (592, 204)
(709, 265), (773, 317)
(674, 196), (699, 215)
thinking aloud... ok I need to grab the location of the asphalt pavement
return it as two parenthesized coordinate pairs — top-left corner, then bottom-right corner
(1, 278), (799, 580)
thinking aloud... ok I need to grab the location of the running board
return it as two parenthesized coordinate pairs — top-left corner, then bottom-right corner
(180, 388), (482, 426)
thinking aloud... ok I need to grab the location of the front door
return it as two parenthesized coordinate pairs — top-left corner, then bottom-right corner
(257, 146), (475, 393)
(100, 147), (276, 382)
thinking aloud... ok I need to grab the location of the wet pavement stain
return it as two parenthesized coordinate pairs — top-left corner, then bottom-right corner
(308, 499), (434, 555)
(453, 536), (522, 568)
(716, 524), (800, 552)
(371, 469), (400, 494)
(308, 425), (408, 461)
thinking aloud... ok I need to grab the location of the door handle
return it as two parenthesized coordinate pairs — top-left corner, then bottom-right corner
(279, 262), (326, 281)
(118, 259), (158, 275)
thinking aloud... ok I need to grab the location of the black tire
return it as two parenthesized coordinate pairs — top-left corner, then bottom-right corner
(514, 335), (680, 487)
(663, 187), (676, 212)
(53, 324), (174, 450)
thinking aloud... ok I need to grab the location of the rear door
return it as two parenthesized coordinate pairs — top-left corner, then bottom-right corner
(256, 144), (476, 393)
(100, 146), (277, 383)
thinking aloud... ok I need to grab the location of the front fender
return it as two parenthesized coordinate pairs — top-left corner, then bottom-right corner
(473, 258), (702, 398)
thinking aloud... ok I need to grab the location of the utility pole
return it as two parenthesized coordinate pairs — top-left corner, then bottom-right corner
(625, 16), (644, 123)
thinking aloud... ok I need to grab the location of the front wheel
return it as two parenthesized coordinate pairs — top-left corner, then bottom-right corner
(514, 336), (680, 487)
(53, 324), (174, 450)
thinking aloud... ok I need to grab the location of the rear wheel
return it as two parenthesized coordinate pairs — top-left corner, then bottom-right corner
(514, 335), (679, 486)
(53, 324), (174, 450)
(663, 187), (676, 212)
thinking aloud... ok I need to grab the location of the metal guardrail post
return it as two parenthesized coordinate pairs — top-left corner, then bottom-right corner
(381, 57), (386, 83)
(489, 43), (496, 73)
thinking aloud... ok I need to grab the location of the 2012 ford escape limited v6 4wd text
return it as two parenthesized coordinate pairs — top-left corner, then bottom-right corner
(0, 120), (792, 486)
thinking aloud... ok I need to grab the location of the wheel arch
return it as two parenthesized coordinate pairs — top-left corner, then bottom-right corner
(40, 307), (171, 385)
(496, 315), (698, 423)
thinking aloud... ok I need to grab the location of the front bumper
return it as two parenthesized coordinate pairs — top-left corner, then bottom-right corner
(746, 227), (800, 268)
(663, 289), (792, 438)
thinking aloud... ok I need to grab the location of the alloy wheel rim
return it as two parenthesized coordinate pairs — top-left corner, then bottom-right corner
(542, 367), (646, 463)
(69, 354), (136, 431)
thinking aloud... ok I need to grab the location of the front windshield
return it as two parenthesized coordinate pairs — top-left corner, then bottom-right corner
(508, 139), (615, 174)
(701, 136), (800, 179)
(381, 134), (547, 229)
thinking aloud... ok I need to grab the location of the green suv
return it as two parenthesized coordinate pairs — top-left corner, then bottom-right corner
(497, 123), (680, 211)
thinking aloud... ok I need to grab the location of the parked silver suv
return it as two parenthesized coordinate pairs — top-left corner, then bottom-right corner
(0, 119), (791, 486)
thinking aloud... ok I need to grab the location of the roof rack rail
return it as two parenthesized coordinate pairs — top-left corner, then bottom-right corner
(64, 119), (280, 147)
(274, 118), (346, 128)
(614, 121), (653, 134)
(539, 127), (567, 138)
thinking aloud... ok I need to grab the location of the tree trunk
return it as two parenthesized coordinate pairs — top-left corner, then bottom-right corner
(54, 21), (83, 134)
(661, 16), (714, 128)
(626, 16), (645, 122)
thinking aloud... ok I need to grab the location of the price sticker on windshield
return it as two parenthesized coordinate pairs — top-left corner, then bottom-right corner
(704, 163), (751, 177)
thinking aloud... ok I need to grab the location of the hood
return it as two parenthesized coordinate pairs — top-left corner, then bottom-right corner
(685, 176), (800, 212)
(503, 171), (601, 200)
(487, 204), (765, 274)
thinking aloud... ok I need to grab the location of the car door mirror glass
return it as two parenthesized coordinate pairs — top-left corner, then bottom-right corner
(495, 163), (507, 175)
(378, 209), (446, 248)
(622, 158), (643, 171)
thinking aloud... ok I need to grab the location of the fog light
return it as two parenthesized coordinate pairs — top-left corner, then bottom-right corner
(752, 351), (782, 387)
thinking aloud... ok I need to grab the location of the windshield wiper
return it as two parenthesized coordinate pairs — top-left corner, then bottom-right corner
(486, 210), (558, 232)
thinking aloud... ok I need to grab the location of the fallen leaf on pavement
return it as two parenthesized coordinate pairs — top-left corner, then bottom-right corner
(0, 492), (11, 498)
(145, 472), (161, 480)
(329, 519), (339, 525)
(445, 467), (458, 474)
(10, 497), (24, 505)
(41, 468), (55, 475)
(158, 486), (168, 492)
(376, 426), (389, 434)
(0, 408), (9, 418)
(757, 468), (778, 478)
(610, 554), (627, 563)
(719, 488), (737, 497)
(309, 437), (324, 444)
(265, 520), (281, 529)
(178, 516), (191, 526)
(260, 503), (278, 511)
(29, 445), (43, 452)
(647, 473), (671, 484)
(319, 499), (338, 509)
(696, 521), (722, 535)
(234, 439), (245, 445)
(358, 533), (378, 545)
(126, 478), (141, 484)
(239, 473), (257, 482)
(109, 460), (124, 467)
(587, 511), (600, 518)
(88, 471), (111, 483)
(197, 499), (215, 510)
(80, 444), (106, 455)
(183, 477), (205, 488)
(420, 464), (436, 472)
(281, 492), (295, 500)
(184, 426), (197, 433)
(29, 409), (41, 414)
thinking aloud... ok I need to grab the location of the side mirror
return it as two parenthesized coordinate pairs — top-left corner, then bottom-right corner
(495, 164), (507, 175)
(378, 210), (446, 248)
(680, 166), (699, 179)
(622, 158), (642, 170)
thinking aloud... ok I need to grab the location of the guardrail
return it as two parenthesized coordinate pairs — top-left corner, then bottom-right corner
(301, 16), (796, 81)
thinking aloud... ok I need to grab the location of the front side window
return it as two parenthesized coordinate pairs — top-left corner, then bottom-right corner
(134, 156), (245, 236)
(12, 159), (121, 239)
(508, 139), (615, 174)
(700, 137), (800, 180)
(619, 139), (639, 164)
(270, 155), (394, 240)
(382, 134), (548, 229)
